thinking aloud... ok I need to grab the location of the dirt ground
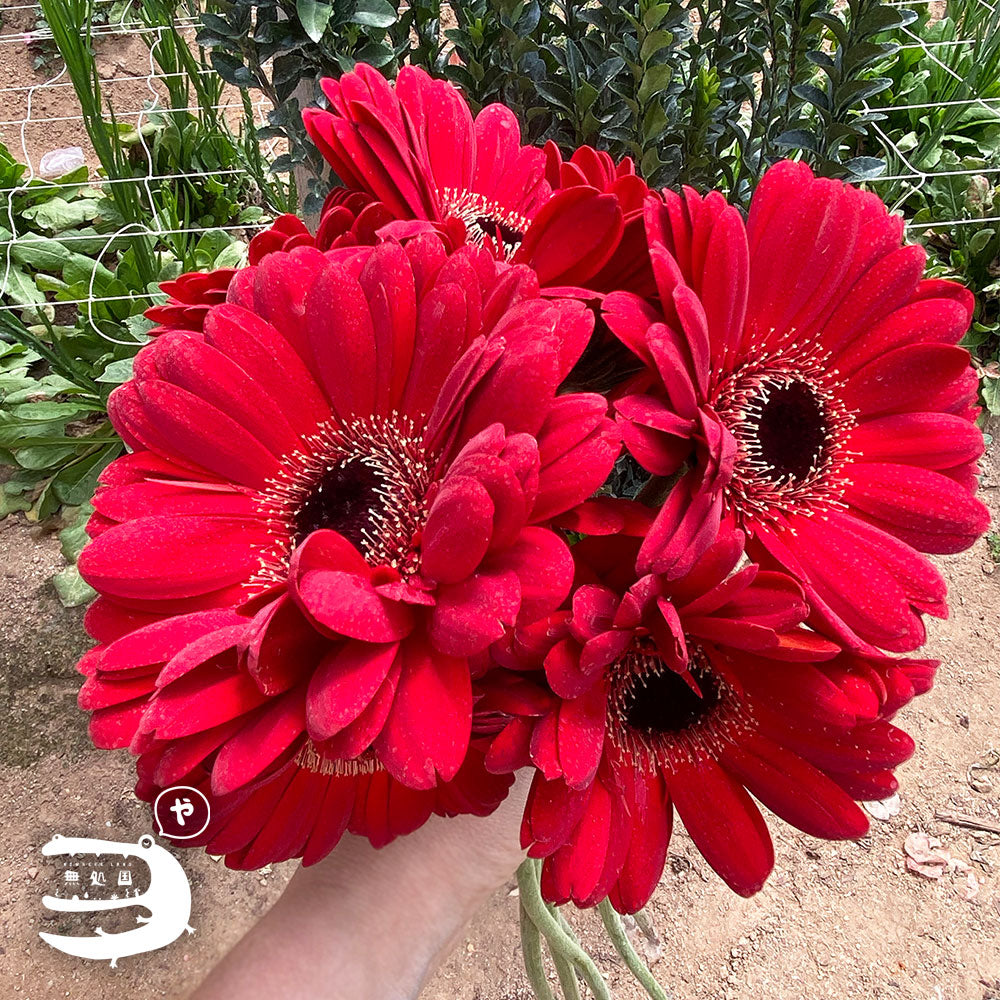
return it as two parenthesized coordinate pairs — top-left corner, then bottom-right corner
(2, 8), (1000, 999)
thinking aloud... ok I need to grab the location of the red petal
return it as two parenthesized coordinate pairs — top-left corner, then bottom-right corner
(428, 568), (520, 657)
(294, 569), (416, 642)
(845, 463), (989, 554)
(420, 475), (494, 584)
(609, 771), (672, 914)
(79, 516), (262, 601)
(303, 260), (377, 419)
(668, 757), (774, 896)
(375, 636), (472, 788)
(306, 641), (399, 741)
(494, 527), (574, 624)
(314, 655), (402, 761)
(211, 687), (307, 795)
(100, 609), (244, 672)
(556, 684), (607, 786)
(146, 667), (270, 740)
(517, 186), (624, 287)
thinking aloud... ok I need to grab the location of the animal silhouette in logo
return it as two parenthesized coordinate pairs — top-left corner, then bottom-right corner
(39, 833), (193, 967)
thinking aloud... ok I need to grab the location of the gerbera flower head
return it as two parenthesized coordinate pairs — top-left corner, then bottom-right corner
(302, 63), (645, 290)
(489, 515), (920, 912)
(76, 235), (620, 852)
(77, 601), (513, 868)
(146, 267), (236, 336)
(606, 160), (989, 653)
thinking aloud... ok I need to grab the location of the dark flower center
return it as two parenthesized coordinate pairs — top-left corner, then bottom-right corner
(473, 215), (525, 253)
(622, 662), (721, 735)
(609, 645), (748, 773)
(293, 459), (386, 549)
(749, 378), (827, 483)
(713, 349), (857, 524)
(252, 412), (436, 586)
(439, 187), (530, 260)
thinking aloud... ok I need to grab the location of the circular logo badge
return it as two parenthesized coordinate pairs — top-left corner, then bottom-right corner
(152, 787), (211, 840)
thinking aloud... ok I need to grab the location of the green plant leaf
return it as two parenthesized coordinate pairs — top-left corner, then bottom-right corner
(349, 0), (396, 29)
(213, 240), (248, 269)
(10, 235), (73, 273)
(211, 50), (256, 88)
(52, 563), (96, 608)
(0, 262), (46, 307)
(58, 505), (91, 562)
(21, 196), (103, 233)
(983, 377), (1000, 415)
(296, 0), (335, 41)
(96, 357), (135, 384)
(844, 156), (887, 180)
(51, 445), (118, 505)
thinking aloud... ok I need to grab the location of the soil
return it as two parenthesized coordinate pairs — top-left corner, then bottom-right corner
(0, 9), (172, 172)
(2, 9), (1000, 1000)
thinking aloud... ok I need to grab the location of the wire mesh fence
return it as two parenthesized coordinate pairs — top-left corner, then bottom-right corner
(0, 0), (291, 353)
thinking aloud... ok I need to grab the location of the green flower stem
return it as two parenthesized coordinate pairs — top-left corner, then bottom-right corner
(543, 898), (582, 998)
(549, 950), (582, 1000)
(548, 901), (580, 945)
(597, 899), (672, 1000)
(516, 859), (612, 1000)
(518, 891), (556, 1000)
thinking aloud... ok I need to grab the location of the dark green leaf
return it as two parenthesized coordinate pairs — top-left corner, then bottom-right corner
(775, 129), (819, 153)
(349, 0), (397, 29)
(210, 50), (256, 88)
(844, 156), (887, 180)
(296, 0), (335, 42)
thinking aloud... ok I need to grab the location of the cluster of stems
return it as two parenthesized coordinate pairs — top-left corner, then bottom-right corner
(515, 858), (672, 1000)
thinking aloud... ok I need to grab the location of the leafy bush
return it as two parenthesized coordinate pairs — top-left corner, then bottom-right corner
(864, 0), (1000, 414)
(0, 134), (258, 527)
(200, 0), (915, 208)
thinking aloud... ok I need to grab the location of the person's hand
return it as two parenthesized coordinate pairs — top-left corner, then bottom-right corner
(186, 772), (530, 1000)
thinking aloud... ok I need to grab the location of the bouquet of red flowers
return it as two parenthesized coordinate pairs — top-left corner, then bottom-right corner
(75, 63), (989, 982)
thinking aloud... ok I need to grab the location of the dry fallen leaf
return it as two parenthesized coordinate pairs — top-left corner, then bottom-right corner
(904, 832), (951, 878)
(957, 871), (980, 902)
(903, 832), (980, 899)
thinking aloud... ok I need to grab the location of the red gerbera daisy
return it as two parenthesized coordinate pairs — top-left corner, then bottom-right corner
(76, 236), (620, 813)
(147, 192), (392, 340)
(77, 605), (512, 868)
(146, 267), (236, 336)
(302, 64), (643, 290)
(606, 160), (989, 653)
(487, 517), (923, 912)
